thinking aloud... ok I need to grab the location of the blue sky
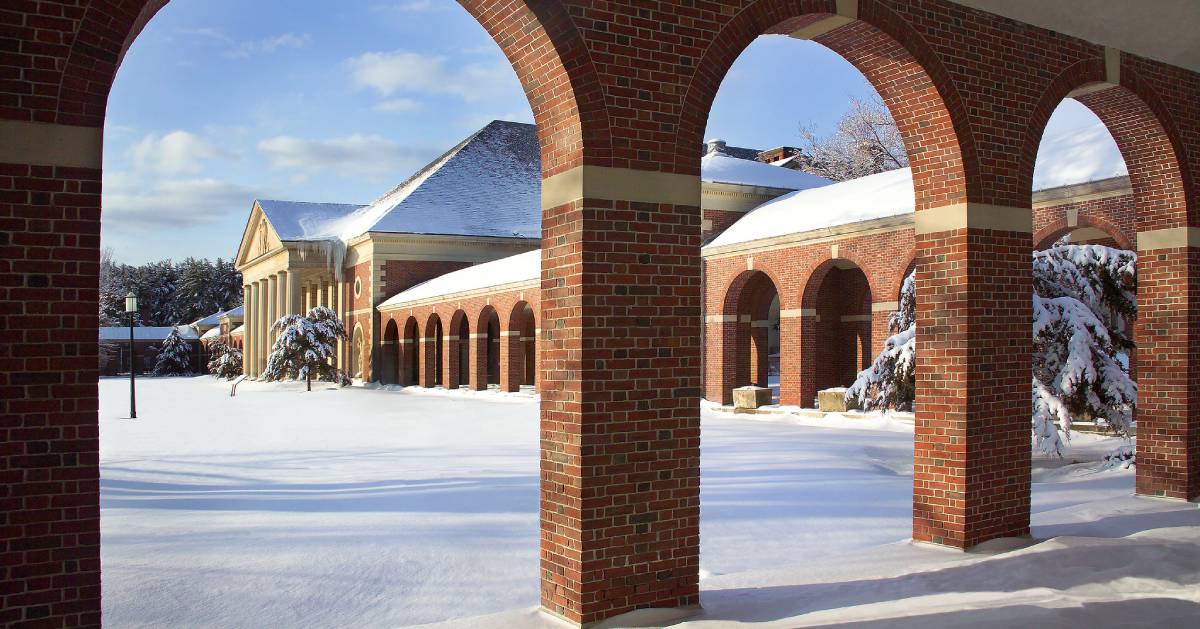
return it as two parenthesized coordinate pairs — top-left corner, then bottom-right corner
(103, 0), (1124, 264)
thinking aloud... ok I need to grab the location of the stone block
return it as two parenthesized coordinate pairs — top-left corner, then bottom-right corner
(818, 388), (857, 413)
(733, 385), (772, 409)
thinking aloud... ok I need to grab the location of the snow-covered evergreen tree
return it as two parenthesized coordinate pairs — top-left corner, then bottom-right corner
(153, 327), (193, 376)
(261, 306), (347, 390)
(1032, 245), (1136, 455)
(845, 269), (915, 411)
(206, 339), (243, 380)
(847, 244), (1137, 457)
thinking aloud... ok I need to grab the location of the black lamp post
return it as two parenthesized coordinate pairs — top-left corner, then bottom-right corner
(125, 290), (138, 419)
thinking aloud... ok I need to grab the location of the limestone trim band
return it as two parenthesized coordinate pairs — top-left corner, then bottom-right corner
(914, 203), (1033, 235)
(872, 301), (900, 313)
(788, 0), (858, 40)
(0, 120), (103, 169)
(705, 315), (739, 323)
(1138, 227), (1200, 251)
(1067, 47), (1122, 99)
(541, 165), (701, 210)
(840, 314), (873, 323)
(780, 308), (817, 318)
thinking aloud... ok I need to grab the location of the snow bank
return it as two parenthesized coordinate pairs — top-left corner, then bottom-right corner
(705, 167), (914, 249)
(378, 249), (539, 310)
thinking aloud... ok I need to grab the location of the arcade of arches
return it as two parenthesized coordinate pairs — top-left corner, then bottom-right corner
(3, 1), (1199, 626)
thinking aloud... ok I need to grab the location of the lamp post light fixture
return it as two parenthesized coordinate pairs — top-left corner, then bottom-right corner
(125, 290), (138, 419)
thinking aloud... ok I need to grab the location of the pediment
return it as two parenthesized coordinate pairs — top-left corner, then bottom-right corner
(235, 201), (285, 269)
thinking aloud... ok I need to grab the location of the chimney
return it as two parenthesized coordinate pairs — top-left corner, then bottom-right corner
(705, 138), (727, 155)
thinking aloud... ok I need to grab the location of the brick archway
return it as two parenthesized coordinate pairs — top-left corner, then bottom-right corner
(503, 301), (535, 392)
(473, 306), (500, 391)
(422, 314), (444, 388)
(797, 259), (875, 407)
(712, 270), (782, 405)
(401, 316), (420, 386)
(1033, 214), (1134, 251)
(381, 319), (400, 385)
(446, 310), (470, 390)
(1023, 59), (1197, 500)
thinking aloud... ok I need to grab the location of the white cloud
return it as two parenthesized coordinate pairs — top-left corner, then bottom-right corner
(374, 98), (422, 113)
(346, 50), (519, 103)
(129, 131), (225, 176)
(103, 173), (262, 229)
(1033, 101), (1128, 190)
(256, 134), (435, 181)
(226, 32), (312, 59)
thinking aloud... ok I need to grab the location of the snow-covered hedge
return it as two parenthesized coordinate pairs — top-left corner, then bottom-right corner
(206, 339), (243, 380)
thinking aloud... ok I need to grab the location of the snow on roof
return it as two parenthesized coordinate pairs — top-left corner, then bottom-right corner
(378, 249), (539, 310)
(191, 309), (227, 327)
(260, 121), (543, 244)
(201, 326), (222, 340)
(230, 324), (245, 336)
(99, 326), (200, 342)
(258, 200), (368, 241)
(222, 305), (244, 318)
(705, 167), (914, 250)
(701, 150), (831, 191)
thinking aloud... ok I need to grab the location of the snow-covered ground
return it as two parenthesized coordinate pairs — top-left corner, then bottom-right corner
(100, 377), (1199, 628)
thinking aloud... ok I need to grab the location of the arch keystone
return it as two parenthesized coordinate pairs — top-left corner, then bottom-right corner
(788, 0), (858, 40)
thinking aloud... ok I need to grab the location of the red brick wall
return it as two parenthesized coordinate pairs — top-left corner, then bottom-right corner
(1033, 192), (1136, 250)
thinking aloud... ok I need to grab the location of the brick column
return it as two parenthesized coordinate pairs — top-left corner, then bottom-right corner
(0, 120), (104, 625)
(539, 167), (701, 623)
(913, 204), (1032, 548)
(1134, 229), (1199, 500)
(444, 331), (461, 390)
(750, 319), (770, 388)
(704, 316), (737, 405)
(421, 327), (438, 388)
(797, 310), (821, 408)
(470, 331), (488, 391)
(778, 312), (804, 406)
(500, 329), (521, 392)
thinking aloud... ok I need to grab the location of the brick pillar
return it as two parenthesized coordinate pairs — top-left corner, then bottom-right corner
(871, 304), (894, 356)
(913, 206), (1032, 548)
(421, 326), (438, 388)
(704, 317), (737, 404)
(444, 330), (461, 390)
(778, 312), (804, 406)
(750, 319), (770, 387)
(470, 331), (489, 390)
(1134, 233), (1199, 499)
(0, 121), (104, 625)
(539, 169), (701, 623)
(797, 310), (820, 408)
(500, 330), (521, 392)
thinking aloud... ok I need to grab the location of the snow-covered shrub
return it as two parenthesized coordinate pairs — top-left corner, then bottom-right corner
(261, 306), (348, 390)
(153, 327), (193, 376)
(206, 339), (243, 380)
(846, 270), (915, 412)
(1032, 245), (1137, 455)
(848, 245), (1137, 457)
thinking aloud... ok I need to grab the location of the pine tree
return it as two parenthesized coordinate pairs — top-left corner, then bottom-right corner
(206, 339), (243, 380)
(845, 269), (915, 411)
(1032, 245), (1137, 455)
(261, 306), (347, 391)
(847, 244), (1137, 456)
(153, 327), (193, 376)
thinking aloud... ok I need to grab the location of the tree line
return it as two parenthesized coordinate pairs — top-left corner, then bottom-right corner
(100, 248), (243, 326)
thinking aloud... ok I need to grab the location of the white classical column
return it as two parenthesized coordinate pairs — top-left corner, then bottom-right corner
(267, 274), (279, 352)
(302, 280), (312, 313)
(276, 271), (287, 320)
(244, 284), (254, 377)
(257, 279), (269, 373)
(332, 278), (343, 370)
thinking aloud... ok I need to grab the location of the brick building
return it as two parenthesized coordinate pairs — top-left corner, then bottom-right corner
(235, 121), (828, 384)
(3, 1), (1200, 625)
